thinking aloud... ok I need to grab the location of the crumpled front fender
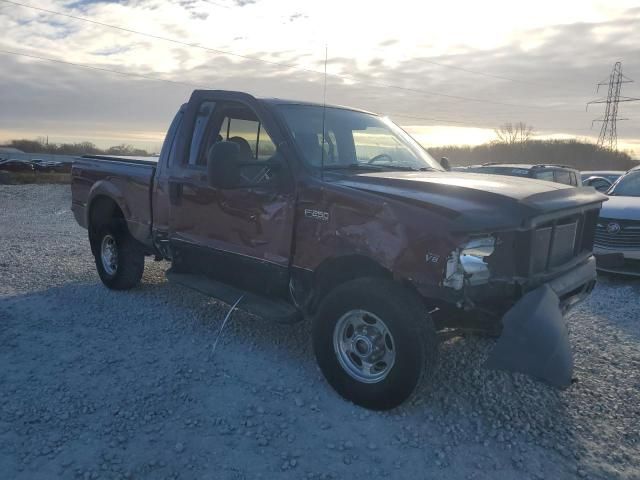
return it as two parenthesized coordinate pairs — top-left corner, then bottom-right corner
(484, 284), (573, 388)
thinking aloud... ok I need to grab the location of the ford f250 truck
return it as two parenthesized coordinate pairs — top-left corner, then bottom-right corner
(72, 90), (605, 410)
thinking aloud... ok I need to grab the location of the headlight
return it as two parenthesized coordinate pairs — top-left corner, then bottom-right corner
(443, 236), (495, 289)
(461, 237), (495, 257)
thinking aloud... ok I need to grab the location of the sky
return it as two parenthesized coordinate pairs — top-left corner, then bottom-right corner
(1, 0), (640, 156)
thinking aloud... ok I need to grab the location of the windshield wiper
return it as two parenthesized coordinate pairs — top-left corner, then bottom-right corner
(323, 163), (434, 172)
(323, 164), (383, 171)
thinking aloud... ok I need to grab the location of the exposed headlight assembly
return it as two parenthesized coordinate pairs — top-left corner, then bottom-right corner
(444, 236), (496, 290)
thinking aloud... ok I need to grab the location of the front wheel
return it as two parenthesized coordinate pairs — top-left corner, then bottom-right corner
(312, 277), (438, 410)
(93, 223), (145, 290)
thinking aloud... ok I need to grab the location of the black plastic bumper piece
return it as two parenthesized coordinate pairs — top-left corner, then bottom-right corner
(485, 284), (573, 388)
(484, 256), (597, 388)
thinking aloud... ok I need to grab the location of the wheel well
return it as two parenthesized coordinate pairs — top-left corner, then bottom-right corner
(307, 255), (392, 313)
(88, 196), (125, 255)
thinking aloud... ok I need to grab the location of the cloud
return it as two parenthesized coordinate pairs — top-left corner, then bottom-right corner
(0, 0), (639, 154)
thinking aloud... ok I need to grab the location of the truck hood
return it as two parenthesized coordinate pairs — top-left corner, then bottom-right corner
(599, 195), (640, 221)
(331, 171), (606, 231)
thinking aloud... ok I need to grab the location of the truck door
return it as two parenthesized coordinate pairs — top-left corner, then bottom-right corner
(167, 94), (296, 298)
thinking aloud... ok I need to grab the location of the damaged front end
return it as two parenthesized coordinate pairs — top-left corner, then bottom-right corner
(440, 226), (598, 388)
(485, 284), (572, 388)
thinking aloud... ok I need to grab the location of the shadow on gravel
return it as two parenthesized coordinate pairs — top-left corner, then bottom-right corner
(0, 277), (609, 480)
(589, 274), (640, 341)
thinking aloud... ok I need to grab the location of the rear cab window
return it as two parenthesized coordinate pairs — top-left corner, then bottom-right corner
(535, 170), (555, 182)
(554, 170), (572, 185)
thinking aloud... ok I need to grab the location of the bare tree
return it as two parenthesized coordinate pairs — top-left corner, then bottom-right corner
(494, 122), (534, 144)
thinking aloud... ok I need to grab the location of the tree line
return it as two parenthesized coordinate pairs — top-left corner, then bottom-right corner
(5, 124), (638, 171)
(428, 122), (638, 171)
(428, 140), (637, 171)
(3, 138), (152, 157)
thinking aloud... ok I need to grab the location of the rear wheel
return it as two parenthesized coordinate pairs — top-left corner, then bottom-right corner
(93, 223), (145, 290)
(312, 277), (438, 410)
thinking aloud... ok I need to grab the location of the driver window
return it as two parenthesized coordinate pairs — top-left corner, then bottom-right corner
(555, 170), (572, 185)
(201, 102), (280, 188)
(222, 117), (276, 161)
(198, 105), (275, 166)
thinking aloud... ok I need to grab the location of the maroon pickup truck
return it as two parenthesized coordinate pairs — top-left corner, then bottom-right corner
(72, 90), (605, 409)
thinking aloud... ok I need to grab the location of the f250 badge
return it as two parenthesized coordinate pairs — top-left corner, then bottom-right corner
(304, 209), (329, 222)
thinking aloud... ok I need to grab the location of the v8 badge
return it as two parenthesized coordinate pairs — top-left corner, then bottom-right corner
(425, 252), (440, 264)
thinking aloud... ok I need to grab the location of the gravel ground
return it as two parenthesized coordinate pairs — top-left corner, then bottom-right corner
(0, 184), (638, 480)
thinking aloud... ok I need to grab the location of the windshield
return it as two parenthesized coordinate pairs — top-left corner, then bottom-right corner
(608, 170), (640, 197)
(582, 172), (621, 183)
(276, 105), (443, 172)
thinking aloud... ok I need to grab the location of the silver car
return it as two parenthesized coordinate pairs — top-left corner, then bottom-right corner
(581, 170), (624, 192)
(594, 166), (640, 276)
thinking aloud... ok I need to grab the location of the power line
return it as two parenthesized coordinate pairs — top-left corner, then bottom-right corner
(199, 0), (233, 9)
(9, 45), (588, 135)
(3, 47), (607, 142)
(1, 0), (551, 110)
(383, 112), (484, 126)
(0, 47), (498, 131)
(412, 58), (542, 86)
(0, 48), (206, 89)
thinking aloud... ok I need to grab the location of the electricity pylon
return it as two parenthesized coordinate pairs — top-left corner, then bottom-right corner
(587, 62), (639, 151)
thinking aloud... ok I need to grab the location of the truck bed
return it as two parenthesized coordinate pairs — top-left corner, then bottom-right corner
(71, 155), (157, 247)
(81, 154), (159, 165)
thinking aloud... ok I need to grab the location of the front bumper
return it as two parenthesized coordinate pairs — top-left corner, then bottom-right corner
(546, 255), (597, 313)
(594, 247), (640, 277)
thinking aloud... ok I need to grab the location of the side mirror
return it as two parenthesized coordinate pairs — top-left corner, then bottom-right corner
(440, 157), (452, 171)
(207, 141), (241, 189)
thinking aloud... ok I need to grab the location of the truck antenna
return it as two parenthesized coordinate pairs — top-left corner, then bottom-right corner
(320, 44), (327, 181)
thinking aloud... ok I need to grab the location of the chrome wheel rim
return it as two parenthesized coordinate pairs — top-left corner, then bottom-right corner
(100, 234), (118, 276)
(332, 309), (396, 384)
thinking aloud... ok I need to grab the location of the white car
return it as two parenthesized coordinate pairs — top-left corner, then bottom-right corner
(594, 166), (640, 276)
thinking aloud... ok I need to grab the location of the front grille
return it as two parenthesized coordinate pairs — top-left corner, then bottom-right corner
(529, 209), (599, 274)
(550, 222), (579, 265)
(594, 218), (640, 250)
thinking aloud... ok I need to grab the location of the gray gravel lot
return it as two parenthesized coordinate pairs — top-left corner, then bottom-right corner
(1, 184), (639, 480)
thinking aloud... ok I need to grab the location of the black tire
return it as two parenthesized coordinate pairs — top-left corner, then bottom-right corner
(93, 222), (145, 290)
(312, 277), (438, 410)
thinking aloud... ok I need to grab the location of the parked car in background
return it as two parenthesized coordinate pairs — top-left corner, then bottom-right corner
(594, 166), (640, 276)
(31, 159), (66, 172)
(457, 163), (581, 186)
(0, 159), (36, 172)
(581, 170), (624, 192)
(0, 158), (68, 173)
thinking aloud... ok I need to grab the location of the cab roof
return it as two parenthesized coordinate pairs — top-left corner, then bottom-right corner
(258, 97), (378, 115)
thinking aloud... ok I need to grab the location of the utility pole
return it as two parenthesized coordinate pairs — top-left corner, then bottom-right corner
(587, 62), (640, 151)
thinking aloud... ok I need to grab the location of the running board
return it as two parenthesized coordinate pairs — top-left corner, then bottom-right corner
(166, 270), (302, 324)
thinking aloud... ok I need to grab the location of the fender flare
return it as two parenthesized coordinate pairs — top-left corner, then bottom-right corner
(86, 180), (131, 229)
